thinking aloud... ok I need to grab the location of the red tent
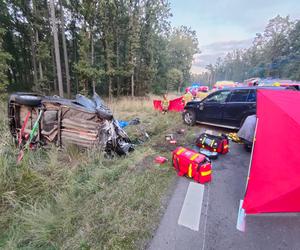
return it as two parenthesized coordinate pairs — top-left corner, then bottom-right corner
(242, 89), (300, 214)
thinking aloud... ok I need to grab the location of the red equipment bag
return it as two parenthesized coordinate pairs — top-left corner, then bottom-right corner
(196, 133), (229, 154)
(172, 147), (212, 184)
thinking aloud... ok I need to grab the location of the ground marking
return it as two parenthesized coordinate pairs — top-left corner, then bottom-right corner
(201, 184), (210, 250)
(178, 182), (205, 231)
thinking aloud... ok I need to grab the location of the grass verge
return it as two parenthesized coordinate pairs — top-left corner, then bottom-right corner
(0, 97), (187, 249)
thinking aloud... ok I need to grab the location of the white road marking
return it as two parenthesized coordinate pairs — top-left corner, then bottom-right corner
(201, 184), (210, 250)
(236, 200), (246, 232)
(178, 182), (205, 231)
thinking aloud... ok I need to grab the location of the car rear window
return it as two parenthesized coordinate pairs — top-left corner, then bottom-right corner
(229, 90), (250, 102)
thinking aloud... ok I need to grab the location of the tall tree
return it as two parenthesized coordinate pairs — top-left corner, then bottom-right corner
(0, 28), (12, 92)
(49, 0), (64, 97)
(59, 0), (71, 97)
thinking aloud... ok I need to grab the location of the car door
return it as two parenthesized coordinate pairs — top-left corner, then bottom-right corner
(222, 89), (255, 127)
(196, 90), (231, 123)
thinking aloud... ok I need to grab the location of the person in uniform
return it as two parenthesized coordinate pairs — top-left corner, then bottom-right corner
(182, 91), (193, 106)
(162, 94), (169, 114)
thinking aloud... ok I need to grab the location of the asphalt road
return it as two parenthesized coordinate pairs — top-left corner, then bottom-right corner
(148, 135), (300, 250)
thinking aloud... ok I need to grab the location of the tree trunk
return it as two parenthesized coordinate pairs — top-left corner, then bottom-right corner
(116, 34), (121, 97)
(131, 71), (134, 97)
(103, 36), (112, 101)
(59, 0), (70, 98)
(91, 32), (95, 94)
(51, 45), (57, 93)
(50, 0), (64, 97)
(33, 0), (43, 82)
(30, 34), (38, 87)
(35, 31), (43, 80)
(108, 76), (112, 101)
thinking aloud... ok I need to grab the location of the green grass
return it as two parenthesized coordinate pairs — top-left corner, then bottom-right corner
(0, 98), (185, 249)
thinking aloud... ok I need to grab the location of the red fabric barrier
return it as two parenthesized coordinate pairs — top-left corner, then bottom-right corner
(153, 100), (163, 111)
(168, 97), (184, 112)
(242, 90), (300, 214)
(153, 97), (184, 112)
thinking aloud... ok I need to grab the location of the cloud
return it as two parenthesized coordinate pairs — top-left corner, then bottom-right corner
(170, 0), (300, 45)
(192, 39), (253, 68)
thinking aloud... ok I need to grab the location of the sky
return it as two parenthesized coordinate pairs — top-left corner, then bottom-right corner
(168, 0), (300, 74)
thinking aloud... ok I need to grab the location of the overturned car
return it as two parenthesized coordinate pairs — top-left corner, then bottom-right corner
(8, 93), (134, 155)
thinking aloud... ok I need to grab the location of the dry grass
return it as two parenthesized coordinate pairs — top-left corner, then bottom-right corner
(0, 96), (186, 249)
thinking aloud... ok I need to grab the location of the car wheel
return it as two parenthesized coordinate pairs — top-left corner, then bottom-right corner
(14, 94), (43, 106)
(96, 106), (113, 120)
(183, 110), (196, 126)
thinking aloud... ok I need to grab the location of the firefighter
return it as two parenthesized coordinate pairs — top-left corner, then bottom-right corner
(182, 91), (193, 106)
(162, 94), (169, 114)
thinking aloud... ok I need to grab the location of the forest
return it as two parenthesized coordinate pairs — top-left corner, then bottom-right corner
(195, 15), (300, 85)
(0, 0), (199, 99)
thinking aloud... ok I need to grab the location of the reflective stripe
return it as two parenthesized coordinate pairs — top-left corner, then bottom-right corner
(210, 139), (215, 147)
(201, 170), (211, 176)
(188, 164), (192, 177)
(176, 148), (185, 155)
(190, 153), (199, 161)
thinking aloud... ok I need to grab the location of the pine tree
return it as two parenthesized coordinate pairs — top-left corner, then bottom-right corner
(0, 28), (12, 92)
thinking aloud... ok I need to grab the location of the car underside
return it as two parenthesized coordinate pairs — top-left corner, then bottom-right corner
(8, 93), (134, 155)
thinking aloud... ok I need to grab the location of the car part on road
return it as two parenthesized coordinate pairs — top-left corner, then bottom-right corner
(196, 133), (229, 154)
(172, 147), (212, 184)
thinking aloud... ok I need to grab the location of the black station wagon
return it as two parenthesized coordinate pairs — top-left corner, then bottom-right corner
(182, 87), (286, 129)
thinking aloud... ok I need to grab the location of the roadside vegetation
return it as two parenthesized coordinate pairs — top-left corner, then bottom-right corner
(0, 97), (198, 249)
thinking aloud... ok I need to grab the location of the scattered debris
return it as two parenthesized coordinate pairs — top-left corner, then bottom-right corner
(165, 134), (174, 141)
(117, 118), (140, 128)
(176, 128), (185, 134)
(169, 140), (177, 144)
(155, 156), (168, 164)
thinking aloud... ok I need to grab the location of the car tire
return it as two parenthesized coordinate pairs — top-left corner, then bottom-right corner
(96, 106), (113, 120)
(14, 94), (42, 106)
(183, 110), (196, 126)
